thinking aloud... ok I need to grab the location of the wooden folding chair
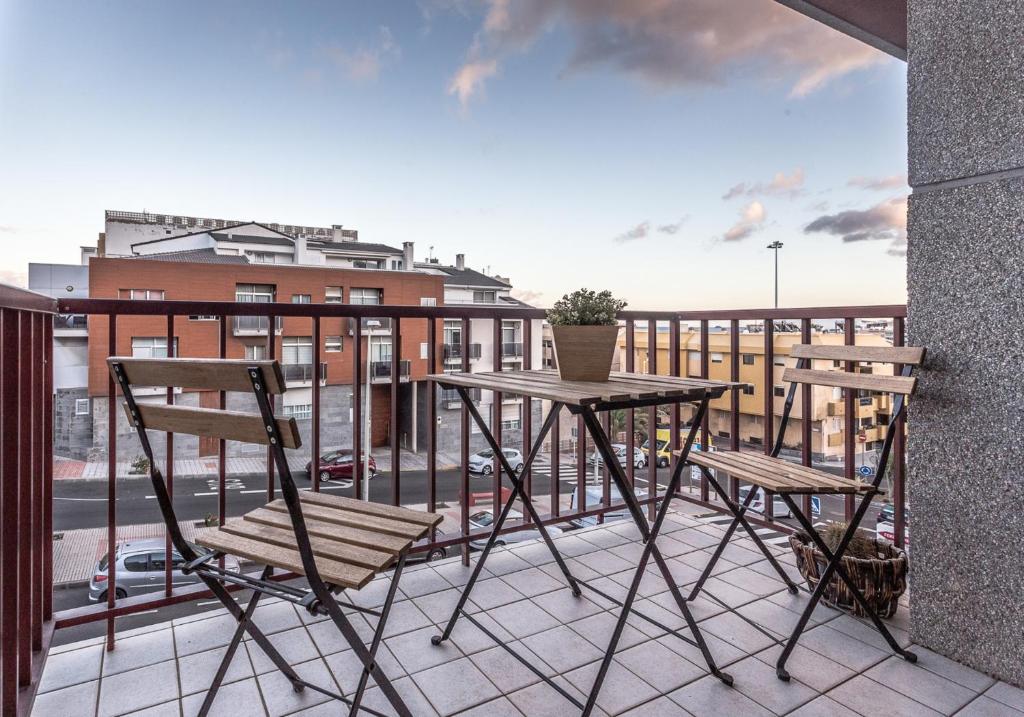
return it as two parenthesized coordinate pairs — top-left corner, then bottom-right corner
(109, 357), (442, 717)
(681, 344), (925, 681)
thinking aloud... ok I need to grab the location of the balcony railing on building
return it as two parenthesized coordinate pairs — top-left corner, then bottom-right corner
(232, 315), (283, 335)
(440, 386), (482, 408)
(501, 341), (523, 357)
(443, 342), (482, 362)
(281, 362), (328, 386)
(370, 359), (410, 383)
(53, 313), (88, 333)
(350, 316), (392, 334)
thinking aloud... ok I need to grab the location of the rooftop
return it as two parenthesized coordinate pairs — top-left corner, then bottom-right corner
(126, 248), (250, 265)
(33, 505), (1018, 717)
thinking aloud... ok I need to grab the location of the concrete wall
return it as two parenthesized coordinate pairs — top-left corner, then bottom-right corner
(907, 0), (1024, 685)
(54, 388), (93, 460)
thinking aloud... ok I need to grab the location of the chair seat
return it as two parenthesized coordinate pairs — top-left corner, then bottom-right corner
(683, 450), (877, 495)
(197, 492), (443, 590)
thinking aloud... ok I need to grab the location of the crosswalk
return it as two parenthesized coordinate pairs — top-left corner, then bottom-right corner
(695, 511), (829, 546)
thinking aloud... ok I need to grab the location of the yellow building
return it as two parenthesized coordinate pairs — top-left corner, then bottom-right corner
(618, 328), (896, 461)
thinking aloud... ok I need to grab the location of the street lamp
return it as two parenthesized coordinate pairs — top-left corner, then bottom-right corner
(767, 241), (784, 309)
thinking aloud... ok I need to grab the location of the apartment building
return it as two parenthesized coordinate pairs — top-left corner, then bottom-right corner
(415, 254), (544, 452)
(620, 327), (897, 462)
(43, 210), (540, 462)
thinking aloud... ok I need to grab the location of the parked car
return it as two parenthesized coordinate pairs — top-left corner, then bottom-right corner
(875, 503), (910, 547)
(736, 486), (820, 519)
(88, 538), (239, 602)
(875, 503), (909, 527)
(468, 509), (563, 550)
(468, 448), (524, 475)
(468, 508), (522, 529)
(305, 449), (376, 484)
(590, 444), (647, 470)
(410, 528), (449, 563)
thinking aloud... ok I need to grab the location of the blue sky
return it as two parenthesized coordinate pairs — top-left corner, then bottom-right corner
(0, 0), (909, 309)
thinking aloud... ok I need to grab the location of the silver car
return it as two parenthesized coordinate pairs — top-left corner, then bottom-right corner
(468, 448), (524, 475)
(88, 538), (239, 602)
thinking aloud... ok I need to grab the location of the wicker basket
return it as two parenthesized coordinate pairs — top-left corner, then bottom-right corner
(788, 531), (908, 618)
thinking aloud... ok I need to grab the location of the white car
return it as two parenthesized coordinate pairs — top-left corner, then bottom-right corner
(736, 486), (821, 519)
(468, 509), (563, 549)
(468, 448), (524, 475)
(590, 444), (647, 470)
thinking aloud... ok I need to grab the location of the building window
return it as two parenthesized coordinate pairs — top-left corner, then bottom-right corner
(774, 358), (786, 366)
(188, 315), (217, 321)
(742, 385), (755, 396)
(473, 290), (496, 304)
(325, 286), (343, 303)
(773, 385), (786, 398)
(291, 294), (311, 304)
(325, 336), (343, 352)
(350, 288), (382, 305)
(244, 345), (267, 361)
(443, 320), (462, 347)
(281, 404), (312, 420)
(742, 354), (755, 365)
(119, 289), (165, 300)
(710, 352), (724, 363)
(282, 336), (313, 365)
(370, 339), (392, 363)
(391, 260), (403, 270)
(236, 284), (275, 303)
(74, 398), (90, 415)
(131, 337), (177, 358)
(420, 297), (437, 307)
(249, 251), (276, 264)
(833, 360), (842, 368)
(352, 258), (383, 269)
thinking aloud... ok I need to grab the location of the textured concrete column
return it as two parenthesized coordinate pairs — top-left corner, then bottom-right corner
(906, 1), (1024, 685)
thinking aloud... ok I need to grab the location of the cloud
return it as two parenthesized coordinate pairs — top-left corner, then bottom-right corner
(723, 201), (766, 241)
(511, 288), (544, 304)
(657, 217), (688, 234)
(848, 174), (908, 191)
(613, 221), (651, 243)
(447, 0), (887, 106)
(321, 26), (401, 82)
(804, 195), (908, 255)
(723, 168), (805, 200)
(448, 57), (499, 106)
(0, 225), (15, 233)
(0, 269), (26, 287)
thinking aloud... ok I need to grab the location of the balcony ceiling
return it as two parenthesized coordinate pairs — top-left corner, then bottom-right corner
(776, 0), (907, 60)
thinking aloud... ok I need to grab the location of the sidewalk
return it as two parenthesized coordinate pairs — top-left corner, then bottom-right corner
(54, 447), (465, 481)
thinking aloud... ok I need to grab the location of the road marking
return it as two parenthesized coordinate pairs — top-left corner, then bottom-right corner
(240, 489), (265, 494)
(197, 600), (221, 607)
(130, 609), (159, 616)
(193, 491), (219, 497)
(55, 496), (108, 502)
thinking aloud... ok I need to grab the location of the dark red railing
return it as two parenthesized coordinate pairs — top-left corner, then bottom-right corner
(0, 286), (909, 716)
(0, 285), (56, 717)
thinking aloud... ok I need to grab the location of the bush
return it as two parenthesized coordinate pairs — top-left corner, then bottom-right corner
(547, 289), (627, 326)
(130, 455), (150, 475)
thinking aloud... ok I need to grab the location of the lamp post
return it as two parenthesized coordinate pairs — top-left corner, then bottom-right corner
(767, 241), (784, 309)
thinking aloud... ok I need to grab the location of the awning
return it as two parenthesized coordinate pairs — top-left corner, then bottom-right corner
(776, 0), (907, 60)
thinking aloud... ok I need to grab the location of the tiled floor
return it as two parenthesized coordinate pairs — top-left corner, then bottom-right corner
(33, 506), (1024, 716)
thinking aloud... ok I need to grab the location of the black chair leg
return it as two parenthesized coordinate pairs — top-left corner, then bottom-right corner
(349, 554), (407, 717)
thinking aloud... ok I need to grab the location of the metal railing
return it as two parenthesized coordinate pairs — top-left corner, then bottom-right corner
(281, 362), (327, 384)
(351, 316), (392, 333)
(501, 341), (523, 357)
(53, 313), (87, 331)
(0, 288), (913, 714)
(443, 342), (482, 361)
(232, 315), (283, 335)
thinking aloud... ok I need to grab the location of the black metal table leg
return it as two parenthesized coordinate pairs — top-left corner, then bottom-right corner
(432, 393), (579, 647)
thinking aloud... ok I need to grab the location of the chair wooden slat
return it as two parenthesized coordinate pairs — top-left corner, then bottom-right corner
(242, 507), (410, 555)
(220, 519), (395, 571)
(782, 368), (916, 395)
(299, 491), (443, 529)
(687, 450), (874, 494)
(264, 499), (426, 541)
(195, 528), (375, 589)
(789, 344), (925, 366)
(109, 357), (287, 394)
(124, 403), (301, 449)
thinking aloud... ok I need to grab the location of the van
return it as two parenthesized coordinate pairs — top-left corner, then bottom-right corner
(642, 427), (714, 468)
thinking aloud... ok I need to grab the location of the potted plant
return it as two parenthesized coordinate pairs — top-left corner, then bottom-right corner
(788, 522), (908, 618)
(129, 455), (150, 475)
(547, 289), (626, 382)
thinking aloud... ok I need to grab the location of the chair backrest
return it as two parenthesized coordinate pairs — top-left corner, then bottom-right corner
(108, 357), (301, 449)
(782, 344), (925, 396)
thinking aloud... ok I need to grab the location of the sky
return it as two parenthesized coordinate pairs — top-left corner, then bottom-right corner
(0, 0), (909, 310)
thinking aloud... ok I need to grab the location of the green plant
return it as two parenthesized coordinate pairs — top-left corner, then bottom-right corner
(820, 522), (877, 560)
(130, 455), (150, 474)
(547, 289), (627, 326)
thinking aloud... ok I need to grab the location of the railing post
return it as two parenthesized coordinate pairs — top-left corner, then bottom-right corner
(844, 317), (856, 519)
(352, 319), (362, 501)
(763, 318), (775, 522)
(522, 319), (532, 525)
(32, 313), (45, 652)
(218, 315), (227, 568)
(647, 318), (658, 520)
(164, 314), (174, 596)
(729, 319), (740, 501)
(266, 312), (277, 502)
(460, 318), (470, 565)
(699, 319), (709, 503)
(43, 312), (54, 623)
(800, 318), (813, 517)
(312, 316), (321, 493)
(625, 319), (635, 488)
(106, 313), (117, 650)
(18, 313), (32, 684)
(491, 317), (502, 518)
(1, 308), (21, 713)
(669, 318), (682, 492)
(390, 317), (401, 506)
(892, 316), (907, 548)
(426, 318), (437, 541)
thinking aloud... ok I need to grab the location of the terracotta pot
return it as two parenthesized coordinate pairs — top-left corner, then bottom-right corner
(551, 325), (619, 382)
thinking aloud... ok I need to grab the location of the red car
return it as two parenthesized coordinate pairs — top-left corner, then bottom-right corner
(305, 450), (376, 483)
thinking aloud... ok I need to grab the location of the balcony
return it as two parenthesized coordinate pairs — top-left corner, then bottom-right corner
(1, 284), (1018, 716)
(440, 386), (481, 408)
(350, 316), (392, 335)
(53, 313), (88, 336)
(280, 362), (327, 386)
(233, 315), (283, 336)
(501, 341), (524, 358)
(443, 342), (483, 362)
(370, 358), (411, 383)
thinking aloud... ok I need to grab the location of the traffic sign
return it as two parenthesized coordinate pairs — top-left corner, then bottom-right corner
(858, 465), (874, 477)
